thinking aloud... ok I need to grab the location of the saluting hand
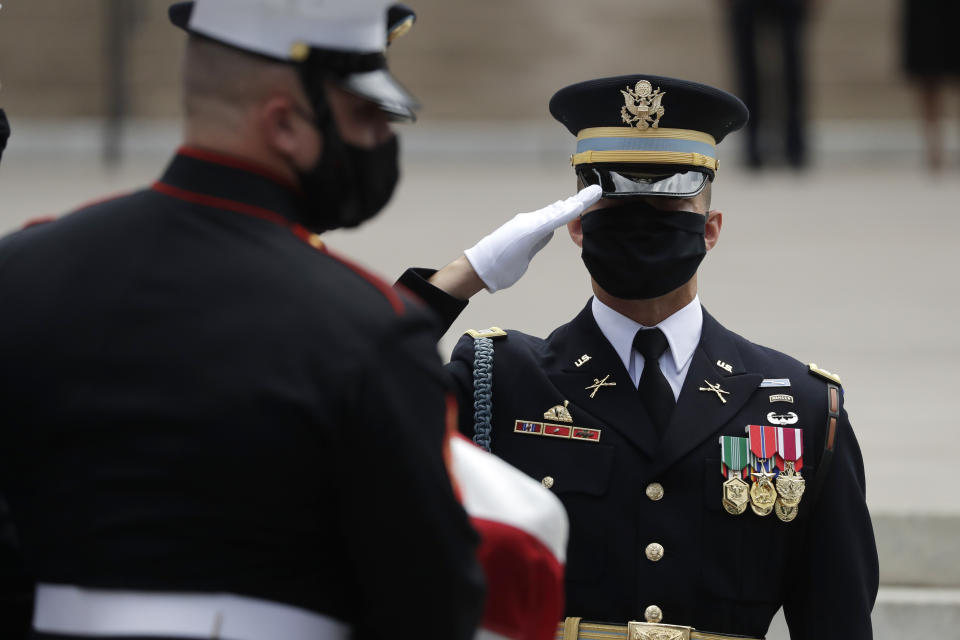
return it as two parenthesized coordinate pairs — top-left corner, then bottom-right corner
(462, 185), (602, 293)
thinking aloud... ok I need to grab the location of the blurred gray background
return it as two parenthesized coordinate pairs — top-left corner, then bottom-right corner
(1, 1), (958, 637)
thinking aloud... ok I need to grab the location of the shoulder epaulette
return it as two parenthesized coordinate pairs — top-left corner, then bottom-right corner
(466, 327), (507, 340)
(807, 363), (842, 385)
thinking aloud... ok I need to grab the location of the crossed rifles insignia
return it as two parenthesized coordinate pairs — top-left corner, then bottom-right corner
(621, 79), (666, 129)
(699, 380), (730, 404)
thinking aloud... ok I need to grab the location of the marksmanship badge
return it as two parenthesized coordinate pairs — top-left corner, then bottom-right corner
(621, 80), (666, 129)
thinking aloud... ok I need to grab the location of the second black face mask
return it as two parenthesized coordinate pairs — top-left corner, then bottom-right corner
(296, 102), (400, 234)
(580, 200), (707, 300)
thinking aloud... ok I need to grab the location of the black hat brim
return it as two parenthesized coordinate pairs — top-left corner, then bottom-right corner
(577, 165), (710, 199)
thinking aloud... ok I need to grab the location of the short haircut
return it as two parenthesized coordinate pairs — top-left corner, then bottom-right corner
(182, 35), (302, 125)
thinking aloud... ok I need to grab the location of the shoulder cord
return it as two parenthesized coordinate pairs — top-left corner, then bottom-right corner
(801, 382), (841, 518)
(471, 337), (494, 452)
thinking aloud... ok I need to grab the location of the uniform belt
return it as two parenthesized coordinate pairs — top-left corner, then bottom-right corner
(33, 583), (350, 640)
(556, 616), (763, 640)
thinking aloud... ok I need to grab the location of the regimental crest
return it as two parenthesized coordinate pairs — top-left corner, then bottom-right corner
(621, 80), (666, 129)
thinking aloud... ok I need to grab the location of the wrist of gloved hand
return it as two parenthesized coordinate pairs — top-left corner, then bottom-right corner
(464, 185), (601, 293)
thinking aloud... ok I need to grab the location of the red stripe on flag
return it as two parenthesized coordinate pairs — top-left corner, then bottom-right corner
(470, 517), (565, 640)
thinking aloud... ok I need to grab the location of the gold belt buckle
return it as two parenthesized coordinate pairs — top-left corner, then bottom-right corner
(626, 621), (693, 640)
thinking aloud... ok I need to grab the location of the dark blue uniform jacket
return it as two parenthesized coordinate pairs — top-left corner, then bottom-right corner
(399, 267), (879, 640)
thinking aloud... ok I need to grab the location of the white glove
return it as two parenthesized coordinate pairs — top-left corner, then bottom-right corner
(463, 185), (602, 293)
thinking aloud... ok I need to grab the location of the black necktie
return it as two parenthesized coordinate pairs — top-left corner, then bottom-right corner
(633, 328), (675, 438)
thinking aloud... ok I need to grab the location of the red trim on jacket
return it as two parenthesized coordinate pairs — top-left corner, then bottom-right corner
(176, 146), (302, 193)
(322, 246), (405, 316)
(152, 181), (293, 228)
(444, 393), (463, 502)
(151, 180), (406, 316)
(22, 216), (57, 229)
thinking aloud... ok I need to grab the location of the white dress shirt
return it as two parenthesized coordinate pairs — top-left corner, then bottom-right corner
(591, 295), (703, 400)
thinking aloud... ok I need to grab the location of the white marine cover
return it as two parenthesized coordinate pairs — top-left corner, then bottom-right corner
(188, 0), (390, 59)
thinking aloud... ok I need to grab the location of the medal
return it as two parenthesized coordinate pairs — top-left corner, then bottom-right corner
(719, 435), (751, 515)
(746, 425), (779, 516)
(774, 499), (798, 522)
(749, 467), (777, 516)
(774, 427), (806, 509)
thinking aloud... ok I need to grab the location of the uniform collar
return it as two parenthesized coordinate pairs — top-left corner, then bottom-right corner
(591, 294), (703, 374)
(157, 146), (307, 225)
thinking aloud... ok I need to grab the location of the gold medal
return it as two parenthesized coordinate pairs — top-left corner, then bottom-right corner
(722, 476), (750, 515)
(749, 468), (778, 516)
(774, 461), (806, 507)
(774, 498), (798, 522)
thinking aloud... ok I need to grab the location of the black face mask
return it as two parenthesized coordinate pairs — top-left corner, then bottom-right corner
(580, 200), (707, 300)
(296, 100), (400, 233)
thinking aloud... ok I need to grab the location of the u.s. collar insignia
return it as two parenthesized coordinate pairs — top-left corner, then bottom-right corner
(621, 80), (666, 129)
(716, 360), (733, 373)
(543, 400), (573, 423)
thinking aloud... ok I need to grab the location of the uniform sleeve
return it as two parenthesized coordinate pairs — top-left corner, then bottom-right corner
(334, 315), (485, 640)
(396, 268), (469, 335)
(782, 403), (879, 640)
(0, 495), (32, 639)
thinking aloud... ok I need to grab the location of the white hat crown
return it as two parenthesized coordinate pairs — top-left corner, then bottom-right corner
(189, 0), (391, 59)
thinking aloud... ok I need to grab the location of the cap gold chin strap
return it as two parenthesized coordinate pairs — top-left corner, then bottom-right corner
(571, 126), (719, 171)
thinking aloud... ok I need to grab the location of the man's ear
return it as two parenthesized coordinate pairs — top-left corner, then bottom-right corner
(567, 216), (583, 248)
(705, 210), (722, 251)
(260, 96), (322, 164)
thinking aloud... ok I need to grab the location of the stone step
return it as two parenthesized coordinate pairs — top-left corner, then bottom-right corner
(766, 587), (960, 640)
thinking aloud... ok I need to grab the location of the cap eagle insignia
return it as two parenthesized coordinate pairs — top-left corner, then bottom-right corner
(621, 80), (666, 129)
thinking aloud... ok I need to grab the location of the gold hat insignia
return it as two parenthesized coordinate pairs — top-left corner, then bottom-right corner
(620, 80), (666, 129)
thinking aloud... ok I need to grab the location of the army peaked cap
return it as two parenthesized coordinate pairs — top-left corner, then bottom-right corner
(550, 75), (748, 198)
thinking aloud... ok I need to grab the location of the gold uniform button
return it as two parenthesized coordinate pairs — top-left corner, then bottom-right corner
(645, 542), (665, 562)
(645, 482), (664, 501)
(644, 605), (663, 623)
(541, 476), (554, 489)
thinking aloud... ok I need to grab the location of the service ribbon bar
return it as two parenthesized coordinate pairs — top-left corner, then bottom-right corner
(720, 435), (750, 479)
(775, 426), (804, 472)
(746, 424), (778, 474)
(513, 420), (601, 443)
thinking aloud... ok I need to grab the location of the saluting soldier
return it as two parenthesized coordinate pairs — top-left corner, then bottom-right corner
(0, 1), (485, 639)
(399, 75), (879, 639)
